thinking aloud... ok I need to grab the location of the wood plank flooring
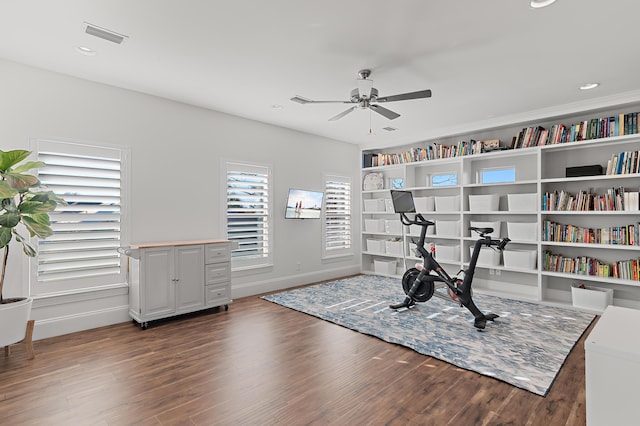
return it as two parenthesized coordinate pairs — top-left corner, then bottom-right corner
(0, 283), (595, 425)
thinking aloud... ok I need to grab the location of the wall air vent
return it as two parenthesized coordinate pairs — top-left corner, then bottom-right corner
(82, 22), (128, 44)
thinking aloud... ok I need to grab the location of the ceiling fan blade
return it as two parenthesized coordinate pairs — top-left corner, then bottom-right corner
(328, 106), (357, 121)
(376, 89), (432, 103)
(290, 95), (354, 104)
(370, 104), (400, 120)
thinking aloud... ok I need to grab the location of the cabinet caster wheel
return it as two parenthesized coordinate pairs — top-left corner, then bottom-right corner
(141, 322), (148, 330)
(224, 304), (229, 311)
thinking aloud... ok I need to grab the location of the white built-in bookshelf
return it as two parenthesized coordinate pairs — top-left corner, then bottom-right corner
(361, 107), (640, 313)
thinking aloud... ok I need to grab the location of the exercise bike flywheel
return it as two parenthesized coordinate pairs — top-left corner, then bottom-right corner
(402, 268), (435, 302)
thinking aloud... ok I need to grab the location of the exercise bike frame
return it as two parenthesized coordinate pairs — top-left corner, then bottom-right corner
(390, 211), (510, 329)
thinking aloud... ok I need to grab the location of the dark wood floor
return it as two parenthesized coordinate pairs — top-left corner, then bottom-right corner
(0, 284), (595, 425)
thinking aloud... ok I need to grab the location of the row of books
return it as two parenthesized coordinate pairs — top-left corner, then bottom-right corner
(541, 188), (640, 211)
(363, 140), (485, 167)
(542, 220), (639, 246)
(362, 110), (640, 168)
(512, 112), (639, 149)
(606, 150), (640, 175)
(542, 250), (640, 281)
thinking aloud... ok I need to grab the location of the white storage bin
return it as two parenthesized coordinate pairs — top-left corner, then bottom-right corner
(366, 239), (385, 253)
(364, 219), (385, 233)
(503, 249), (537, 270)
(468, 194), (500, 212)
(384, 198), (395, 213)
(507, 193), (537, 212)
(374, 259), (397, 275)
(385, 240), (404, 256)
(435, 195), (460, 212)
(470, 246), (501, 266)
(384, 219), (402, 234)
(434, 244), (459, 262)
(571, 284), (613, 311)
(414, 196), (435, 212)
(364, 198), (386, 212)
(469, 221), (501, 238)
(507, 222), (537, 241)
(436, 220), (460, 236)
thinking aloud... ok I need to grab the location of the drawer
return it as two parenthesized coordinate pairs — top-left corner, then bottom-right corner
(205, 243), (231, 264)
(205, 284), (230, 306)
(206, 263), (230, 285)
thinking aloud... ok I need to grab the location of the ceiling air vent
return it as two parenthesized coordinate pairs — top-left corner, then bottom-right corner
(383, 127), (398, 132)
(82, 22), (128, 44)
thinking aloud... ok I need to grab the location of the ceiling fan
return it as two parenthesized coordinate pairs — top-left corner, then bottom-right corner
(290, 69), (431, 121)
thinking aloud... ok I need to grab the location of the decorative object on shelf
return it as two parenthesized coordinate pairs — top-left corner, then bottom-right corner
(0, 149), (66, 357)
(391, 178), (404, 189)
(565, 164), (603, 177)
(363, 172), (384, 190)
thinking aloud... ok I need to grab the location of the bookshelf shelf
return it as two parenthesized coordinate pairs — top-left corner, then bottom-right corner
(361, 105), (640, 313)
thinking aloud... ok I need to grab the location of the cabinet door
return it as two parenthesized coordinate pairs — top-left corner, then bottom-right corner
(141, 248), (175, 318)
(174, 245), (205, 312)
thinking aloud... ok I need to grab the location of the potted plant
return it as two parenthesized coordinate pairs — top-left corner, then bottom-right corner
(0, 149), (64, 349)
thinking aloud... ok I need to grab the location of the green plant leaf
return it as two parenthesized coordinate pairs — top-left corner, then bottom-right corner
(0, 212), (20, 227)
(19, 200), (57, 213)
(3, 172), (39, 191)
(0, 150), (31, 172)
(22, 214), (53, 238)
(12, 161), (45, 174)
(0, 181), (18, 198)
(0, 227), (12, 248)
(13, 230), (36, 257)
(29, 191), (66, 206)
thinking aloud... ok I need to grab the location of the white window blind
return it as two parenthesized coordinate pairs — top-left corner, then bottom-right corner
(225, 161), (272, 268)
(32, 139), (127, 293)
(323, 175), (352, 257)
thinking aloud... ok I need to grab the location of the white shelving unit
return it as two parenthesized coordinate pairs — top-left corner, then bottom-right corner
(361, 114), (640, 313)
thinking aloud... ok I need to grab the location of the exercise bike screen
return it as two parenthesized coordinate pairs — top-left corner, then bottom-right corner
(390, 190), (416, 213)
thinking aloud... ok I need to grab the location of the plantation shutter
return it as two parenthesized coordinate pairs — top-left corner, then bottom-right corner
(34, 140), (126, 290)
(323, 175), (352, 257)
(225, 162), (272, 267)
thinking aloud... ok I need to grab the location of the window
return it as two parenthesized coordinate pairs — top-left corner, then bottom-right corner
(480, 167), (516, 184)
(31, 139), (129, 295)
(224, 161), (272, 269)
(431, 172), (458, 187)
(323, 174), (352, 258)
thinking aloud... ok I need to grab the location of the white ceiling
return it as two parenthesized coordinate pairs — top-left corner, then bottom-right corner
(2, 0), (640, 149)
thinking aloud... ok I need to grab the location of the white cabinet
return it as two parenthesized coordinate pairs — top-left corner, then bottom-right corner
(361, 107), (640, 312)
(585, 305), (640, 425)
(125, 239), (233, 328)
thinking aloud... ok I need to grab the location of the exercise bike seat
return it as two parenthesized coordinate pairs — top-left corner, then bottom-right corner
(468, 226), (493, 235)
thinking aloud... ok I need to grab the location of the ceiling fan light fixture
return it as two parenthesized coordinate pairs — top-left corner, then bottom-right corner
(530, 0), (557, 9)
(356, 76), (373, 99)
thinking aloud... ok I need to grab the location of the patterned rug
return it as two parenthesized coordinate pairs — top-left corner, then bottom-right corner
(261, 275), (595, 396)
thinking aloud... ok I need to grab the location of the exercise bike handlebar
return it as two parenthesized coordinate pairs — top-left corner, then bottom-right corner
(399, 212), (434, 227)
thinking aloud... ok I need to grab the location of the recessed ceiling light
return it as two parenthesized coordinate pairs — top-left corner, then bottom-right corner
(74, 45), (96, 56)
(271, 104), (283, 109)
(530, 0), (557, 8)
(579, 83), (599, 90)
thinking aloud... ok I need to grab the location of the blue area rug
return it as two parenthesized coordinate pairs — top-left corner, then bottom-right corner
(262, 275), (595, 396)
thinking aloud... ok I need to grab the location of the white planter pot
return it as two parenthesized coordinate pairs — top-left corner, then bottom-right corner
(0, 297), (33, 347)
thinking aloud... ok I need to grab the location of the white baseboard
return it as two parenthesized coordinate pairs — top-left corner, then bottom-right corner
(33, 305), (130, 341)
(231, 265), (361, 299)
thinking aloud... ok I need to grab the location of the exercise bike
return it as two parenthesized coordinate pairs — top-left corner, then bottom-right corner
(388, 190), (510, 330)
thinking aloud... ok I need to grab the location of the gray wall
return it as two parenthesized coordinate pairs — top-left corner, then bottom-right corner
(0, 58), (361, 339)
